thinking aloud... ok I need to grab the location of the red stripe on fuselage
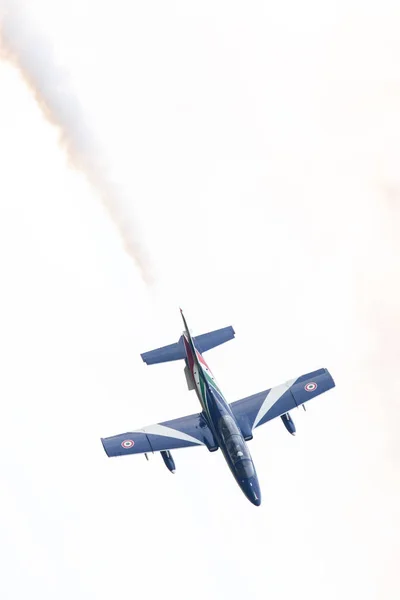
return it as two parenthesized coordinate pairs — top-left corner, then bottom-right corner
(183, 334), (195, 371)
(196, 349), (215, 378)
(183, 333), (212, 377)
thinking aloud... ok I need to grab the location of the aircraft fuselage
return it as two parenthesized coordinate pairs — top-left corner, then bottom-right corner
(181, 319), (261, 506)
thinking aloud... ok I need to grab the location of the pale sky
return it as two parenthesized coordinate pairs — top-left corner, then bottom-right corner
(0, 1), (399, 599)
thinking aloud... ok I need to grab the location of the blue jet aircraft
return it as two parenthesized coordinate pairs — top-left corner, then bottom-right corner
(101, 310), (335, 506)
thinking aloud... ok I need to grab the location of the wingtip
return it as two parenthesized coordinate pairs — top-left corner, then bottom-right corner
(100, 438), (111, 457)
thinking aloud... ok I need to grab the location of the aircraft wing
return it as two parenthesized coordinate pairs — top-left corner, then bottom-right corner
(229, 368), (335, 439)
(101, 412), (218, 457)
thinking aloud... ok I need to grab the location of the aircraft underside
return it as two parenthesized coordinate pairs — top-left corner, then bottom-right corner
(101, 310), (336, 507)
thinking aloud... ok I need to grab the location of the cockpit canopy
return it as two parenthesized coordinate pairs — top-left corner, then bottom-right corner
(218, 414), (241, 440)
(218, 415), (255, 479)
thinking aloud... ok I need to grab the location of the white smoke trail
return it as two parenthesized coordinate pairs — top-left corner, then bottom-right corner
(0, 2), (154, 286)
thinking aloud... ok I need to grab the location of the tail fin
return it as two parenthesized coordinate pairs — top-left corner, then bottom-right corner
(140, 320), (235, 366)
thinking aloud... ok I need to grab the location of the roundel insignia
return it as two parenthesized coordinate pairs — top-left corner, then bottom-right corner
(304, 382), (317, 392)
(121, 439), (135, 449)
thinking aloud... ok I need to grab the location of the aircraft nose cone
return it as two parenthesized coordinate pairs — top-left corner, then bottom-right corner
(250, 494), (261, 507)
(242, 477), (261, 506)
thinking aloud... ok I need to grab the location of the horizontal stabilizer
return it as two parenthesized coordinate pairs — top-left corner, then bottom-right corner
(141, 341), (185, 365)
(194, 326), (235, 353)
(141, 326), (235, 365)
